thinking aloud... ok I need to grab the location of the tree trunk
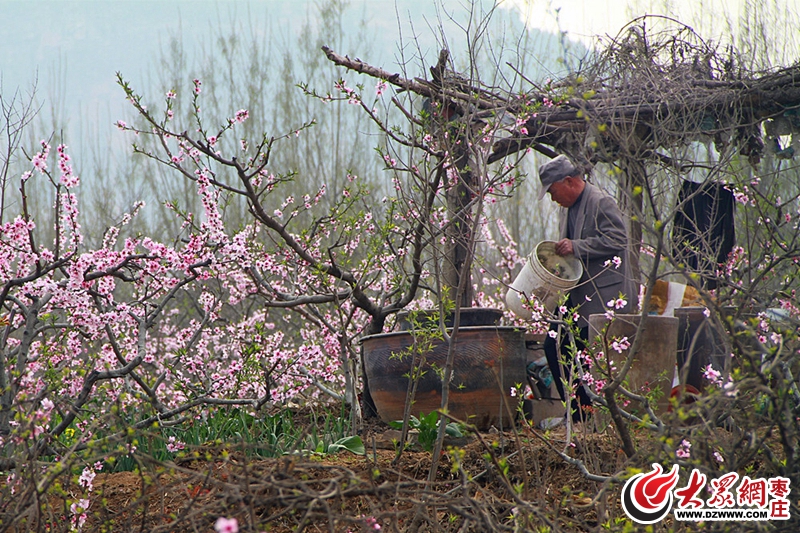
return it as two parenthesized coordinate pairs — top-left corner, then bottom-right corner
(618, 158), (644, 296)
(444, 141), (475, 308)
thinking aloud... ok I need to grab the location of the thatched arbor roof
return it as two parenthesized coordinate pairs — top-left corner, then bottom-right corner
(487, 19), (800, 173)
(325, 18), (800, 173)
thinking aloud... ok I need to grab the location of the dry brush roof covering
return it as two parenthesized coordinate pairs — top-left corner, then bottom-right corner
(325, 16), (800, 172)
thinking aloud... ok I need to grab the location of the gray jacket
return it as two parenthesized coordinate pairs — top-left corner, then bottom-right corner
(558, 182), (638, 327)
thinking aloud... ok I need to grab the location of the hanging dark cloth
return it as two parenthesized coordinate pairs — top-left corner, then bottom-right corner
(672, 180), (735, 290)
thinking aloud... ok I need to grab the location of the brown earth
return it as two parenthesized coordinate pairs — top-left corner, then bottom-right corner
(7, 412), (762, 532)
(76, 422), (633, 533)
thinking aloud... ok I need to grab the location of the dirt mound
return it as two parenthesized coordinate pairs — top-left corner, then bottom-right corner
(72, 426), (631, 532)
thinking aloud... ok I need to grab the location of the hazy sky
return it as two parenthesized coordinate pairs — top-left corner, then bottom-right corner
(0, 1), (496, 132)
(2, 2), (352, 122)
(1, 0), (469, 160)
(2, 0), (799, 146)
(496, 0), (800, 47)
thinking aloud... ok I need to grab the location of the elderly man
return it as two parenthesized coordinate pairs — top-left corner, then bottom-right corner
(537, 155), (638, 422)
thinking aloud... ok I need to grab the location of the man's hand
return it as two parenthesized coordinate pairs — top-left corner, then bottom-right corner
(554, 238), (574, 256)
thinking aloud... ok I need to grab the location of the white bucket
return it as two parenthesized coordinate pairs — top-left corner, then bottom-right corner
(506, 241), (583, 319)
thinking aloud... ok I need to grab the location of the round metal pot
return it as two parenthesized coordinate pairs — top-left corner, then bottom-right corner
(361, 326), (527, 430)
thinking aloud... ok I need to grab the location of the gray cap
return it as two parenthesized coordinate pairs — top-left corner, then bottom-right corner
(538, 155), (580, 200)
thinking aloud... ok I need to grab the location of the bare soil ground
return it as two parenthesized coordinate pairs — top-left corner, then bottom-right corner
(9, 409), (756, 532)
(77, 420), (634, 533)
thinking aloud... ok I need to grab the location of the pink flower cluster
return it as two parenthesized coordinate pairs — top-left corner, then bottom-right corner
(215, 517), (238, 533)
(676, 439), (692, 459)
(1, 138), (360, 461)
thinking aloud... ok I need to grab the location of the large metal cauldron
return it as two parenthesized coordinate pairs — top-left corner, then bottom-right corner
(361, 326), (527, 430)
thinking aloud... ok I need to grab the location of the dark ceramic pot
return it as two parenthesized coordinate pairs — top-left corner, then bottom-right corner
(588, 313), (678, 414)
(395, 307), (503, 331)
(361, 326), (527, 430)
